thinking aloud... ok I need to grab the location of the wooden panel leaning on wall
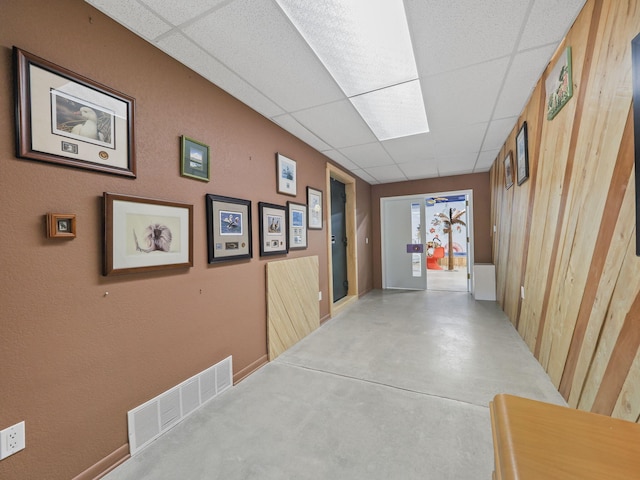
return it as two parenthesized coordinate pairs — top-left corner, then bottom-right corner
(266, 256), (319, 360)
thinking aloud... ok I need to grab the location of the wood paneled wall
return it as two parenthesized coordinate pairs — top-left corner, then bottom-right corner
(490, 0), (640, 422)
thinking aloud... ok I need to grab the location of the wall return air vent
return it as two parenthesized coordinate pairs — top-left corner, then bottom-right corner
(127, 356), (233, 455)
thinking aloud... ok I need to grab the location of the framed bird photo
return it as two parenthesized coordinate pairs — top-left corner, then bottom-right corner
(205, 194), (252, 263)
(103, 193), (193, 276)
(259, 202), (288, 256)
(14, 47), (136, 177)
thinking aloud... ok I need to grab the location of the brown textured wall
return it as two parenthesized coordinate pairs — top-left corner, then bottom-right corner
(490, 0), (640, 422)
(370, 173), (492, 289)
(0, 1), (371, 478)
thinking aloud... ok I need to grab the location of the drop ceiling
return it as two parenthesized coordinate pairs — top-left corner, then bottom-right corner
(85, 0), (586, 184)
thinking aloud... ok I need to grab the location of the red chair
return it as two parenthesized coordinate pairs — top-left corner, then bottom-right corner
(427, 246), (445, 270)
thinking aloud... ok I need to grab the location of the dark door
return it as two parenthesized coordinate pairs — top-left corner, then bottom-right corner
(331, 178), (348, 302)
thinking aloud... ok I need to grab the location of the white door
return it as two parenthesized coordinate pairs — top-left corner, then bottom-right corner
(381, 196), (426, 290)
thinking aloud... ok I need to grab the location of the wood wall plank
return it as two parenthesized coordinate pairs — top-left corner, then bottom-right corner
(490, 0), (640, 420)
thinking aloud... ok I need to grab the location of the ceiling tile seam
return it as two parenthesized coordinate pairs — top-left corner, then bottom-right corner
(150, 0), (236, 42)
(471, 0), (537, 172)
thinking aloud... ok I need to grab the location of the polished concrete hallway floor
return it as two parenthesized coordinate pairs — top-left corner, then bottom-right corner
(103, 290), (565, 480)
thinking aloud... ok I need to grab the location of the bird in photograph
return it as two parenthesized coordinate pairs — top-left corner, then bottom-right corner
(71, 106), (105, 141)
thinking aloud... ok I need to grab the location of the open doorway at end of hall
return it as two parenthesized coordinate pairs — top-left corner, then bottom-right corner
(381, 189), (473, 293)
(425, 193), (471, 292)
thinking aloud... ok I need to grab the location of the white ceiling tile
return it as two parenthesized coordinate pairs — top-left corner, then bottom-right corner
(366, 164), (407, 183)
(494, 45), (558, 119)
(398, 159), (439, 180)
(139, 0), (227, 26)
(350, 169), (378, 184)
(271, 114), (332, 151)
(157, 32), (284, 118)
(437, 153), (477, 176)
(406, 0), (530, 76)
(322, 150), (361, 171)
(338, 142), (393, 169)
(483, 117), (518, 152)
(383, 133), (436, 163)
(519, 0), (586, 51)
(434, 123), (487, 157)
(422, 57), (510, 130)
(475, 149), (501, 171)
(292, 100), (377, 149)
(182, 0), (345, 112)
(86, 0), (172, 39)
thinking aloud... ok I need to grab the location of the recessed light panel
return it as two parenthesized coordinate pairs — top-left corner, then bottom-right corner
(349, 80), (429, 141)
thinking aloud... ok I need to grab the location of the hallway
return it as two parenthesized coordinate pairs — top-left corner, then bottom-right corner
(104, 290), (564, 479)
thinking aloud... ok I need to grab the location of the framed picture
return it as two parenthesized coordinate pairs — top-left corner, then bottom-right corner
(504, 151), (514, 190)
(181, 136), (210, 182)
(276, 153), (297, 196)
(259, 202), (287, 256)
(14, 47), (136, 177)
(306, 187), (323, 230)
(103, 193), (193, 276)
(516, 122), (529, 185)
(46, 213), (76, 238)
(287, 201), (308, 250)
(546, 46), (573, 121)
(205, 194), (252, 263)
(632, 32), (640, 256)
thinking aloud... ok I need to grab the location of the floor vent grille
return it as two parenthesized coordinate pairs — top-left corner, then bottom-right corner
(127, 356), (233, 455)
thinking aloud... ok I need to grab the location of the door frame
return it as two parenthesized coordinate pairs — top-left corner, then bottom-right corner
(381, 189), (475, 292)
(380, 194), (427, 290)
(326, 163), (358, 316)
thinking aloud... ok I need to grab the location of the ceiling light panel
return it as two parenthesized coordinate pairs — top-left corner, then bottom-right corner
(349, 80), (428, 141)
(275, 0), (417, 97)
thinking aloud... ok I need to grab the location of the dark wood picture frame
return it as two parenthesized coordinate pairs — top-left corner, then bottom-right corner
(259, 202), (287, 257)
(516, 122), (529, 186)
(205, 194), (252, 263)
(14, 47), (136, 177)
(103, 193), (193, 276)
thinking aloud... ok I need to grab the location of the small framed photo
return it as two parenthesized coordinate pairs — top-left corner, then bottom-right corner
(287, 201), (308, 250)
(46, 213), (76, 238)
(103, 193), (193, 276)
(504, 151), (514, 190)
(259, 202), (287, 256)
(206, 194), (252, 263)
(546, 46), (573, 121)
(276, 153), (297, 196)
(14, 47), (136, 177)
(516, 122), (529, 185)
(181, 136), (210, 182)
(306, 187), (323, 230)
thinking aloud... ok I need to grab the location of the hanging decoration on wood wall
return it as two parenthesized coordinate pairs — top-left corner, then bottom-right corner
(545, 46), (573, 121)
(631, 33), (640, 256)
(516, 122), (529, 186)
(504, 151), (514, 190)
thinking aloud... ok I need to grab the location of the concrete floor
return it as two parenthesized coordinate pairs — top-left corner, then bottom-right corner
(103, 290), (565, 480)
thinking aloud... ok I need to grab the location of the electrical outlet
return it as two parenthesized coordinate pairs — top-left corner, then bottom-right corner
(0, 421), (25, 460)
(521, 286), (525, 299)
(318, 291), (322, 301)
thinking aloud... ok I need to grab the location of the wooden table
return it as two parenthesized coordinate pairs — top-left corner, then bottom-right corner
(489, 394), (640, 479)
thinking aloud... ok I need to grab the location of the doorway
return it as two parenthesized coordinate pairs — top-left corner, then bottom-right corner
(326, 163), (358, 315)
(382, 189), (473, 292)
(425, 194), (470, 292)
(331, 177), (348, 302)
